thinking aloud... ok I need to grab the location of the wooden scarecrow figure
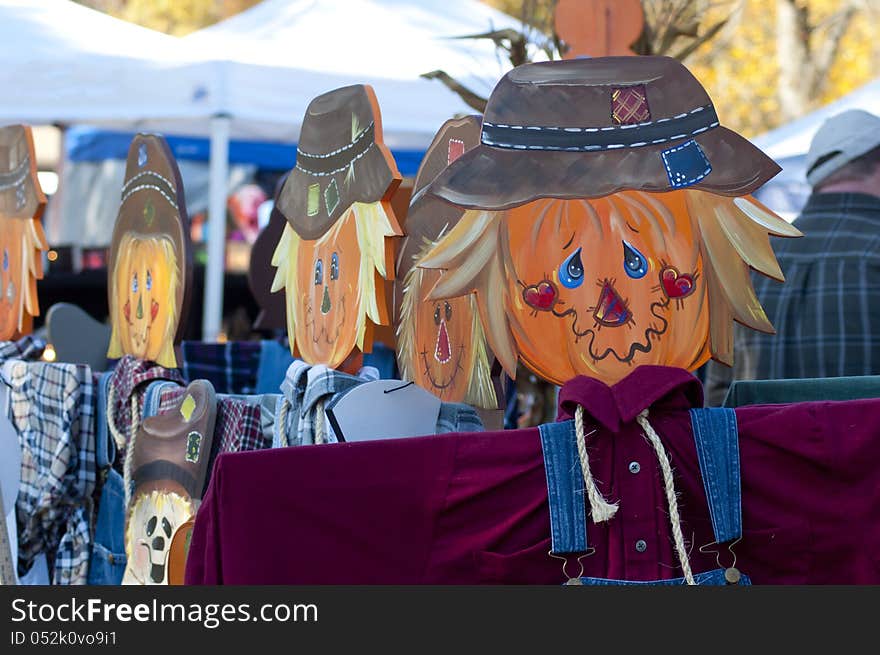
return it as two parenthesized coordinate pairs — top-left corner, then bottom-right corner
(417, 56), (801, 387)
(271, 85), (403, 371)
(107, 135), (193, 369)
(122, 380), (216, 585)
(0, 125), (48, 342)
(395, 116), (500, 408)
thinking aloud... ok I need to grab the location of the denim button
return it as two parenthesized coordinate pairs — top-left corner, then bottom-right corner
(628, 461), (640, 474)
(635, 539), (647, 553)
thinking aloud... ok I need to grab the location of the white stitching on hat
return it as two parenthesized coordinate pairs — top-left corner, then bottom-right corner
(660, 140), (712, 188)
(296, 121), (375, 159)
(295, 142), (376, 176)
(0, 167), (28, 192)
(482, 104), (712, 133)
(120, 170), (176, 196)
(481, 121), (720, 151)
(120, 184), (179, 210)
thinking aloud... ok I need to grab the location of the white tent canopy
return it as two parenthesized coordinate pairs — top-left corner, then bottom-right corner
(0, 0), (525, 342)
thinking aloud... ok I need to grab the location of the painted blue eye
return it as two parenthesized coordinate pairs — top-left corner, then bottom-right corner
(2, 249), (7, 272)
(314, 259), (323, 286)
(330, 252), (339, 281)
(131, 273), (138, 294)
(559, 247), (585, 289)
(622, 240), (648, 279)
(145, 270), (152, 291)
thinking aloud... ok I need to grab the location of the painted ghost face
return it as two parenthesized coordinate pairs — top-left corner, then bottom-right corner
(293, 211), (362, 367)
(0, 220), (24, 340)
(505, 193), (710, 385)
(411, 268), (475, 400)
(112, 234), (177, 364)
(123, 490), (192, 586)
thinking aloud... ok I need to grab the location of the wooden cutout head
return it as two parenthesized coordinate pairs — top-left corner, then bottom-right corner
(271, 85), (403, 369)
(555, 0), (644, 58)
(419, 58), (800, 386)
(107, 135), (192, 369)
(0, 125), (48, 342)
(396, 116), (497, 407)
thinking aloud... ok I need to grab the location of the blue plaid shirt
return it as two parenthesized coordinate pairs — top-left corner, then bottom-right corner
(705, 192), (880, 404)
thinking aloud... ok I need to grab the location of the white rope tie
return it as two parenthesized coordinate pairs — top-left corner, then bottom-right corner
(635, 409), (696, 585)
(574, 406), (618, 523)
(123, 396), (139, 509)
(277, 397), (290, 447)
(314, 399), (326, 445)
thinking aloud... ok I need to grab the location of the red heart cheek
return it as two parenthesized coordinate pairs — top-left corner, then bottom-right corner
(123, 300), (130, 322)
(523, 280), (558, 311)
(151, 300), (159, 322)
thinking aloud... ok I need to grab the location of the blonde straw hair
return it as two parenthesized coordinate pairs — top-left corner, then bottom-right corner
(107, 232), (180, 368)
(396, 237), (497, 408)
(418, 190), (801, 375)
(271, 200), (401, 355)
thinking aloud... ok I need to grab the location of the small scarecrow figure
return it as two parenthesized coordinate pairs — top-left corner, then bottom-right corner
(122, 380), (216, 585)
(0, 125), (48, 342)
(395, 116), (498, 408)
(107, 135), (192, 369)
(271, 85), (403, 370)
(418, 56), (801, 386)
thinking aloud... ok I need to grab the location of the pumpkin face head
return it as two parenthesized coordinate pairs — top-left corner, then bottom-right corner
(503, 193), (709, 385)
(409, 268), (475, 400)
(0, 220), (26, 341)
(111, 233), (178, 365)
(0, 125), (47, 342)
(107, 134), (191, 369)
(292, 209), (363, 366)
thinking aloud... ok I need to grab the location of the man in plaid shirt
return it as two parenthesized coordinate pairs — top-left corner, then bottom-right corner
(705, 110), (880, 405)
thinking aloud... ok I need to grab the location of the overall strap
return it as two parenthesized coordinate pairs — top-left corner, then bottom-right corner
(688, 407), (742, 545)
(539, 420), (587, 554)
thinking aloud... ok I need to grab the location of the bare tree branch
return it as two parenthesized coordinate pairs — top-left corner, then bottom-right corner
(420, 71), (488, 113)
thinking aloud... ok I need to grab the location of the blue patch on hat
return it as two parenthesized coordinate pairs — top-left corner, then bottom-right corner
(660, 139), (711, 189)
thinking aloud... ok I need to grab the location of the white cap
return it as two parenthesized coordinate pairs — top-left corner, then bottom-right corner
(805, 109), (880, 187)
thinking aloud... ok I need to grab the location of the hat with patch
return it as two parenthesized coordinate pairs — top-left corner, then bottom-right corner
(420, 56), (780, 210)
(276, 84), (401, 240)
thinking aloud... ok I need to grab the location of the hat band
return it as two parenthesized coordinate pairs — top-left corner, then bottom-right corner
(0, 158), (28, 191)
(133, 459), (199, 499)
(481, 104), (719, 152)
(295, 122), (375, 176)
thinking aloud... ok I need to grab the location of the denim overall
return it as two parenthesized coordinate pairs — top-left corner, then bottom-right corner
(539, 407), (750, 585)
(87, 371), (128, 584)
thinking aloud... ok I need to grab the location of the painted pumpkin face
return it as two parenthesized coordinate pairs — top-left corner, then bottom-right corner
(0, 219), (25, 341)
(292, 210), (363, 366)
(410, 268), (475, 400)
(111, 233), (178, 366)
(504, 192), (710, 385)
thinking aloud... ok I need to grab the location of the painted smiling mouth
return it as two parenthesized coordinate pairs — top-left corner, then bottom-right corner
(593, 280), (632, 327)
(420, 345), (465, 392)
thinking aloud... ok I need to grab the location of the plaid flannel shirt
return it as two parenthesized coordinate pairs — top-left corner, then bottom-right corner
(0, 336), (46, 362)
(4, 361), (96, 584)
(181, 341), (262, 395)
(704, 192), (880, 405)
(272, 361), (484, 447)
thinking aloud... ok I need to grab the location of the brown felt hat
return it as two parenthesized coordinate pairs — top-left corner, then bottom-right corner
(0, 125), (45, 221)
(422, 56), (780, 210)
(395, 115), (482, 298)
(276, 84), (401, 240)
(107, 134), (193, 348)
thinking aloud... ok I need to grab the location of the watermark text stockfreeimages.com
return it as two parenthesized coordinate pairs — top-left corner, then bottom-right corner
(10, 597), (318, 630)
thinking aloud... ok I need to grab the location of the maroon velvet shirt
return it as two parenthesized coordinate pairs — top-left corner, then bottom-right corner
(185, 366), (880, 584)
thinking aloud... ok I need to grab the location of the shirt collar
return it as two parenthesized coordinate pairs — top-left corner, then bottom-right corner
(801, 192), (880, 218)
(556, 365), (703, 432)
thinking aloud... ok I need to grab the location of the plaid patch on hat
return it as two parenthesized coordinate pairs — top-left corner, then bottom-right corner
(611, 85), (650, 125)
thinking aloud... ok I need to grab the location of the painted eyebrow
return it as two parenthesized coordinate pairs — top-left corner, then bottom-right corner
(626, 222), (640, 233)
(562, 232), (575, 250)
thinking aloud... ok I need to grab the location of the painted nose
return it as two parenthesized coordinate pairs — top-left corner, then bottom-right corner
(321, 285), (331, 314)
(152, 536), (165, 551)
(136, 294), (144, 320)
